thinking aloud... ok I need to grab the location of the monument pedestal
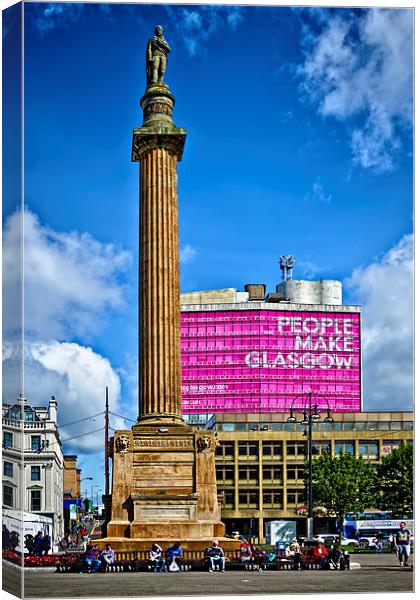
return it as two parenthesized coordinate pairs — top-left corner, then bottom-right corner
(101, 421), (225, 549)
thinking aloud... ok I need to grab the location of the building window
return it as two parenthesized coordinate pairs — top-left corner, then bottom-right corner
(238, 467), (258, 483)
(3, 484), (14, 508)
(403, 421), (413, 431)
(262, 442), (282, 457)
(3, 432), (13, 449)
(390, 422), (402, 431)
(31, 466), (41, 481)
(10, 408), (22, 421)
(286, 489), (305, 507)
(262, 467), (282, 483)
(382, 440), (402, 455)
(286, 442), (306, 457)
(3, 462), (13, 478)
(31, 436), (41, 451)
(342, 422), (354, 431)
(311, 441), (331, 456)
(222, 423), (235, 432)
(31, 490), (41, 511)
(215, 442), (234, 460)
(287, 467), (305, 481)
(221, 491), (234, 509)
(334, 441), (355, 456)
(216, 466), (234, 482)
(262, 490), (283, 508)
(359, 441), (379, 461)
(238, 491), (258, 508)
(25, 410), (35, 422)
(238, 442), (258, 458)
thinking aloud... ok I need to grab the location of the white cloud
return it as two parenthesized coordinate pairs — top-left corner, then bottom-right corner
(180, 243), (197, 264)
(28, 3), (85, 36)
(3, 208), (131, 340)
(298, 9), (413, 172)
(166, 5), (244, 57)
(3, 340), (125, 453)
(345, 234), (413, 410)
(304, 177), (332, 203)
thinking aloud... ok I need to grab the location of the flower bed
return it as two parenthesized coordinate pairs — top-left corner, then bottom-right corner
(2, 549), (63, 567)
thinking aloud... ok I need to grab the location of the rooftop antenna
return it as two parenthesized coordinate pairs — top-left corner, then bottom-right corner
(279, 255), (295, 282)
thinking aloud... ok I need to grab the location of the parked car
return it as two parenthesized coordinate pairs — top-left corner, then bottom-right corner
(313, 534), (359, 546)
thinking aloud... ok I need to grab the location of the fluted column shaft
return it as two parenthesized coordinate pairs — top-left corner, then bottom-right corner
(139, 146), (181, 418)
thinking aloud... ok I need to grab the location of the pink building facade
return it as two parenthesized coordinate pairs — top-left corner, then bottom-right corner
(180, 305), (361, 414)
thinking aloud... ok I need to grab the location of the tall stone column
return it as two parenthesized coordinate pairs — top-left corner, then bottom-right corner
(132, 82), (186, 422)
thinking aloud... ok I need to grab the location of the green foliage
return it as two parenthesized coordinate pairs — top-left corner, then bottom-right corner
(377, 443), (413, 514)
(308, 452), (378, 526)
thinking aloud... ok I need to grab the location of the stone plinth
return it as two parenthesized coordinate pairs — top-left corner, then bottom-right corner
(103, 421), (225, 546)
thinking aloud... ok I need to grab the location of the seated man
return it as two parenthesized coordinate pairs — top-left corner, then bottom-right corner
(328, 545), (345, 570)
(165, 542), (183, 572)
(150, 543), (165, 573)
(100, 544), (115, 572)
(81, 544), (101, 573)
(204, 540), (225, 573)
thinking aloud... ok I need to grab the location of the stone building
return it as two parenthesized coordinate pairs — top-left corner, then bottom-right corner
(63, 455), (81, 499)
(2, 395), (64, 542)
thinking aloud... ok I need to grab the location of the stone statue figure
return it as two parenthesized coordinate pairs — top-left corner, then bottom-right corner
(146, 25), (171, 86)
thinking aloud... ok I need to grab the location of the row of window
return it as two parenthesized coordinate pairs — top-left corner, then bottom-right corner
(3, 462), (41, 480)
(3, 433), (44, 451)
(216, 465), (304, 483)
(215, 421), (413, 432)
(2, 485), (41, 511)
(216, 440), (404, 461)
(221, 489), (306, 509)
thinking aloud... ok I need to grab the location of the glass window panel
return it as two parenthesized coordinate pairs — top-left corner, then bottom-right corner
(403, 421), (413, 430)
(3, 485), (13, 508)
(31, 490), (41, 511)
(3, 432), (13, 449)
(4, 462), (13, 477)
(378, 421), (389, 430)
(31, 436), (41, 451)
(390, 422), (402, 431)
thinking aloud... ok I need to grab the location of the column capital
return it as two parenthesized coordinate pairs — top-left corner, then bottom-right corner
(132, 128), (187, 162)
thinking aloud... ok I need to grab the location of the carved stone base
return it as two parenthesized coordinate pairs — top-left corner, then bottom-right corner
(100, 422), (225, 546)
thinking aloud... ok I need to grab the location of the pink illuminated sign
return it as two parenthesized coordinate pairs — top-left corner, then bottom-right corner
(180, 309), (361, 413)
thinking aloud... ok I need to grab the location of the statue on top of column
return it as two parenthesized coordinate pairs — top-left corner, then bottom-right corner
(146, 25), (171, 86)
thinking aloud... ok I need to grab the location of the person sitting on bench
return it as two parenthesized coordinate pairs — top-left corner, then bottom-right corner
(165, 542), (183, 572)
(204, 540), (225, 572)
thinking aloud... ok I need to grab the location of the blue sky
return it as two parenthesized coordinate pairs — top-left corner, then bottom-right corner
(2, 2), (413, 496)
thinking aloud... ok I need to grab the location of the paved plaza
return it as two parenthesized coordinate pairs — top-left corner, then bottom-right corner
(2, 554), (414, 598)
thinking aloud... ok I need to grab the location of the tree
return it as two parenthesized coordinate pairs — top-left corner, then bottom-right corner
(377, 443), (413, 515)
(308, 452), (378, 541)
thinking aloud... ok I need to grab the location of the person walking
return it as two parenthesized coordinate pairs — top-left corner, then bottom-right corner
(2, 525), (10, 550)
(41, 533), (51, 555)
(34, 532), (43, 557)
(395, 522), (411, 567)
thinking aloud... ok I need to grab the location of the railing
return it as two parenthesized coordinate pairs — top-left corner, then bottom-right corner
(2, 418), (47, 429)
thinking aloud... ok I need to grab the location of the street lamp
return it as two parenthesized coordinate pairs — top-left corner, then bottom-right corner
(287, 391), (334, 539)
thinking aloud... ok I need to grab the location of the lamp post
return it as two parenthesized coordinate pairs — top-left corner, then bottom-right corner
(287, 391), (334, 539)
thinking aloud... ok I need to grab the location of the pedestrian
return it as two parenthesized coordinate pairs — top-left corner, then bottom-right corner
(25, 534), (35, 555)
(150, 543), (165, 572)
(41, 533), (51, 555)
(100, 544), (115, 572)
(165, 542), (183, 572)
(2, 524), (10, 550)
(204, 540), (225, 572)
(250, 543), (267, 571)
(34, 531), (43, 557)
(395, 522), (411, 567)
(372, 536), (382, 553)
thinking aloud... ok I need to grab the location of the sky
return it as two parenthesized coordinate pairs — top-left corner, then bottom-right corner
(2, 1), (414, 497)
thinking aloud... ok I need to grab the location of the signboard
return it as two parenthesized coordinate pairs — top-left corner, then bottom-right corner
(265, 520), (297, 545)
(69, 503), (78, 520)
(2, 509), (53, 553)
(181, 309), (361, 413)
